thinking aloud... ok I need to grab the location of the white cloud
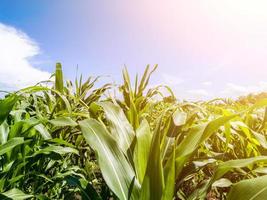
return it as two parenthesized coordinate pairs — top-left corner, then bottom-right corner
(0, 23), (50, 90)
(220, 82), (267, 98)
(162, 73), (184, 86)
(159, 73), (267, 101)
(202, 81), (212, 86)
(186, 89), (211, 100)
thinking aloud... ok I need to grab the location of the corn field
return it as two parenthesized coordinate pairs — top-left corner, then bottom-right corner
(1, 63), (267, 200)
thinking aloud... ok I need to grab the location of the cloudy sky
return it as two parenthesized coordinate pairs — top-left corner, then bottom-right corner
(1, 0), (267, 100)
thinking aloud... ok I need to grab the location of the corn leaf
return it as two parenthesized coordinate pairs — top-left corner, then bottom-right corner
(133, 119), (152, 183)
(175, 115), (236, 178)
(0, 121), (9, 144)
(49, 117), (77, 127)
(31, 145), (79, 156)
(0, 95), (18, 125)
(213, 156), (267, 180)
(98, 102), (135, 154)
(0, 137), (24, 156)
(1, 188), (33, 200)
(140, 118), (164, 200)
(162, 142), (176, 200)
(227, 175), (267, 200)
(34, 124), (51, 140)
(79, 118), (140, 200)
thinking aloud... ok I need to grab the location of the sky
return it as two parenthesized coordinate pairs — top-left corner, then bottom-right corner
(1, 0), (267, 100)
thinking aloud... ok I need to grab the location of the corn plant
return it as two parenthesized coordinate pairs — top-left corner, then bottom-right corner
(79, 72), (267, 200)
(117, 65), (175, 130)
(1, 63), (267, 199)
(0, 64), (111, 199)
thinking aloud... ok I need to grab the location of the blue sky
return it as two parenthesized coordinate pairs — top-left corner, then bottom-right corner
(1, 0), (267, 99)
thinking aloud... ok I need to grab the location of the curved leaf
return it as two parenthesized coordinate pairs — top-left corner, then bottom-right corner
(98, 102), (135, 154)
(213, 156), (267, 180)
(0, 121), (9, 144)
(31, 145), (79, 156)
(0, 95), (18, 125)
(162, 142), (176, 200)
(140, 117), (164, 200)
(49, 117), (77, 127)
(175, 115), (237, 178)
(0, 137), (24, 156)
(79, 119), (140, 200)
(227, 175), (267, 200)
(1, 188), (33, 200)
(133, 119), (152, 183)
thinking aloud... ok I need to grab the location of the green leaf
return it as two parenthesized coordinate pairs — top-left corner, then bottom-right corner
(162, 142), (176, 200)
(213, 156), (267, 180)
(227, 175), (267, 200)
(1, 188), (33, 200)
(140, 117), (164, 200)
(0, 95), (18, 125)
(51, 90), (72, 113)
(48, 138), (75, 148)
(66, 176), (102, 200)
(137, 64), (157, 96)
(79, 119), (140, 200)
(98, 102), (135, 154)
(0, 121), (9, 144)
(18, 85), (49, 94)
(254, 167), (267, 174)
(133, 119), (152, 183)
(175, 124), (206, 178)
(34, 124), (51, 139)
(200, 114), (238, 143)
(31, 145), (79, 156)
(194, 156), (267, 199)
(252, 130), (267, 149)
(248, 98), (267, 112)
(0, 137), (24, 156)
(175, 115), (236, 178)
(49, 117), (77, 126)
